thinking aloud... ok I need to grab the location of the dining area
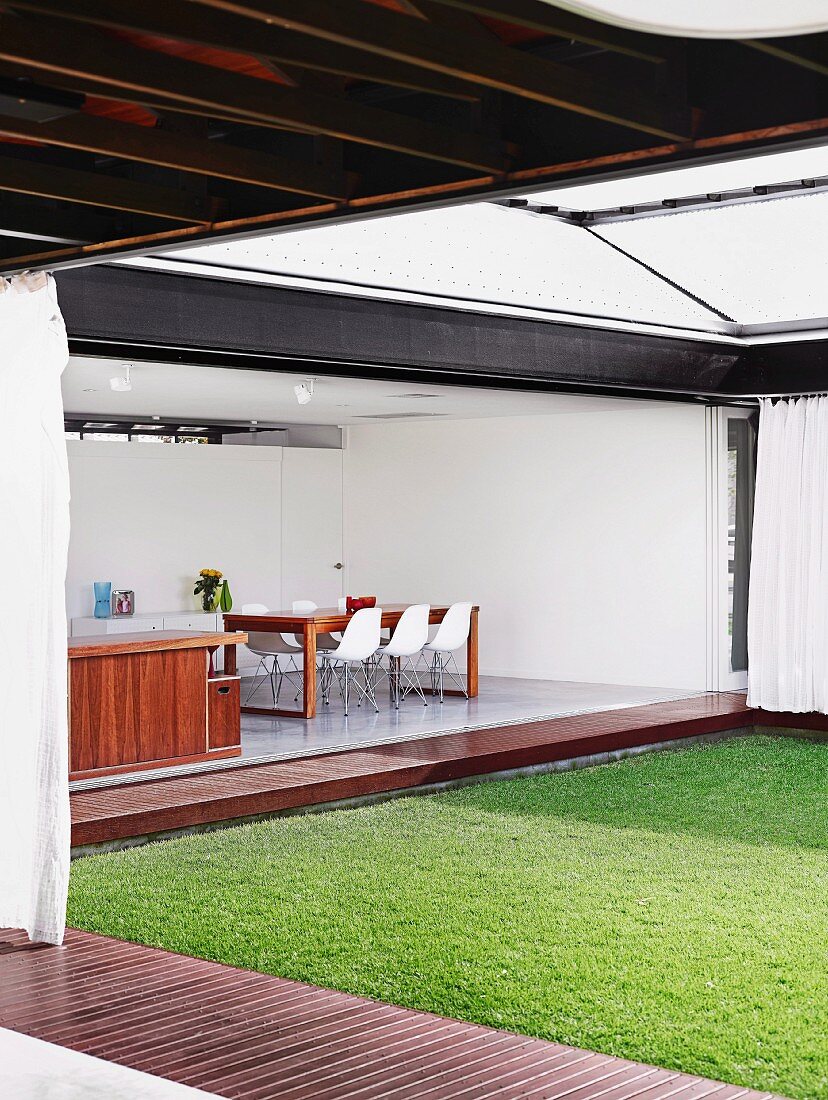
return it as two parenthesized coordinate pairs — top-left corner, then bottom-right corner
(224, 601), (479, 720)
(60, 378), (709, 785)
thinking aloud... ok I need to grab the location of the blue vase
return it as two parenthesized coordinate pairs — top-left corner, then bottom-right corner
(94, 581), (112, 619)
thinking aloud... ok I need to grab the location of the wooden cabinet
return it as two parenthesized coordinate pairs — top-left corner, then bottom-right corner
(68, 629), (246, 781)
(208, 676), (241, 750)
(70, 648), (207, 774)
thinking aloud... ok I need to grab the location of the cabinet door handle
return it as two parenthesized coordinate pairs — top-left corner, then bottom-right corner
(334, 562), (343, 570)
(217, 685), (231, 695)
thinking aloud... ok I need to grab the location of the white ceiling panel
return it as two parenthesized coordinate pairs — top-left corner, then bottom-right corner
(596, 192), (828, 324)
(159, 203), (719, 332)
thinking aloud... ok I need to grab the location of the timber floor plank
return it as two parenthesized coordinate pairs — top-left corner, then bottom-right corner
(70, 693), (754, 846)
(0, 928), (782, 1100)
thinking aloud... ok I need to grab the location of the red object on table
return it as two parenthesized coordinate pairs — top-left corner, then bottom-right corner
(346, 595), (377, 612)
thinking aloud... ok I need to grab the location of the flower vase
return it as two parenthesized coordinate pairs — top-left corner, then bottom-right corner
(202, 591), (215, 613)
(219, 579), (233, 613)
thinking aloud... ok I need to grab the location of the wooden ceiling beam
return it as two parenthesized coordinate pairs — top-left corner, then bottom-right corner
(417, 0), (675, 63)
(0, 154), (215, 221)
(7, 0), (480, 102)
(742, 35), (828, 79)
(189, 0), (691, 138)
(0, 61), (294, 133)
(4, 112), (828, 276)
(0, 14), (506, 170)
(0, 111), (354, 200)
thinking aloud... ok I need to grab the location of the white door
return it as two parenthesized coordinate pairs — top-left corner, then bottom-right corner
(281, 448), (344, 609)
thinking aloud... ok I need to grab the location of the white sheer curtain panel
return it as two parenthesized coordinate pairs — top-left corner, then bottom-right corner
(0, 272), (71, 944)
(747, 396), (828, 714)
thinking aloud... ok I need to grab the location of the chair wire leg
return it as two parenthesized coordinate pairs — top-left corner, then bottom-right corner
(245, 656), (272, 705)
(425, 652), (437, 697)
(274, 657), (286, 704)
(399, 656), (428, 706)
(360, 660), (380, 713)
(320, 658), (330, 705)
(444, 652), (468, 698)
(279, 655), (301, 701)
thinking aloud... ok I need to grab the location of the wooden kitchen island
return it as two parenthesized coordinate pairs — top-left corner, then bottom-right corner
(68, 629), (247, 782)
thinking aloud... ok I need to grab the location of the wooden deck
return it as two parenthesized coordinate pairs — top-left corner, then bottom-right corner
(71, 693), (754, 847)
(0, 927), (782, 1100)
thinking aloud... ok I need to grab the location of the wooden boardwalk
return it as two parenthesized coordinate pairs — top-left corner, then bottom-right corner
(0, 928), (782, 1100)
(71, 693), (754, 847)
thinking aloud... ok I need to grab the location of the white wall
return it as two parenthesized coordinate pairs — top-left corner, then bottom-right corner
(66, 442), (283, 622)
(67, 400), (711, 691)
(343, 402), (709, 690)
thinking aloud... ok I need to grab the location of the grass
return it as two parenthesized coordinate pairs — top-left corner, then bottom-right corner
(69, 736), (828, 1100)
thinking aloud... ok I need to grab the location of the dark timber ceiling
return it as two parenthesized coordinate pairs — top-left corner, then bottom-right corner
(0, 0), (826, 275)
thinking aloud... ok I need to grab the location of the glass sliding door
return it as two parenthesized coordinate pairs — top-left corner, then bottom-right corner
(711, 408), (756, 690)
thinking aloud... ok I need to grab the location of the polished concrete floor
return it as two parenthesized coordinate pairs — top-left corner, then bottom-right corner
(239, 673), (702, 764)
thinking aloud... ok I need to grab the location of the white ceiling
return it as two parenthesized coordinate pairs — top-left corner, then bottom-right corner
(130, 141), (828, 341)
(149, 203), (721, 333)
(63, 356), (640, 426)
(596, 192), (828, 325)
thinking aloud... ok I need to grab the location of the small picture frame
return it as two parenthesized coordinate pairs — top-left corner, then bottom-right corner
(112, 589), (135, 616)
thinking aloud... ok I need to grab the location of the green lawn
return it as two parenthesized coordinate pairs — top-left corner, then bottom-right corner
(69, 736), (828, 1100)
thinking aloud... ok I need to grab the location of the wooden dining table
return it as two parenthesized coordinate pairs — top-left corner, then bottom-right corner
(223, 604), (479, 719)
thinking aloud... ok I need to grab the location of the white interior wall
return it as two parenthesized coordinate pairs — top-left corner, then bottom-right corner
(66, 442), (283, 629)
(66, 398), (711, 691)
(343, 403), (709, 690)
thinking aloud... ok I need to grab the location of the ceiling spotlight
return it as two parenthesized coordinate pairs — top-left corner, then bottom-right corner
(294, 378), (315, 406)
(109, 364), (132, 393)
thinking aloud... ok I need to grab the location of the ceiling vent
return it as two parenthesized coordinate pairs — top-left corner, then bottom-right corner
(356, 412), (447, 420)
(386, 393), (441, 400)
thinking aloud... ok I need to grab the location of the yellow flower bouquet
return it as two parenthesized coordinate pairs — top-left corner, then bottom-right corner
(194, 567), (223, 612)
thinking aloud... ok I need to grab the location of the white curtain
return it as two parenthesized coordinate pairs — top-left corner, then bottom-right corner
(0, 273), (71, 944)
(747, 396), (828, 714)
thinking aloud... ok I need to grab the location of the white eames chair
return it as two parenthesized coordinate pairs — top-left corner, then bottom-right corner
(319, 607), (383, 717)
(374, 603), (430, 708)
(289, 598), (342, 702)
(423, 602), (473, 703)
(292, 600), (340, 652)
(241, 602), (302, 705)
